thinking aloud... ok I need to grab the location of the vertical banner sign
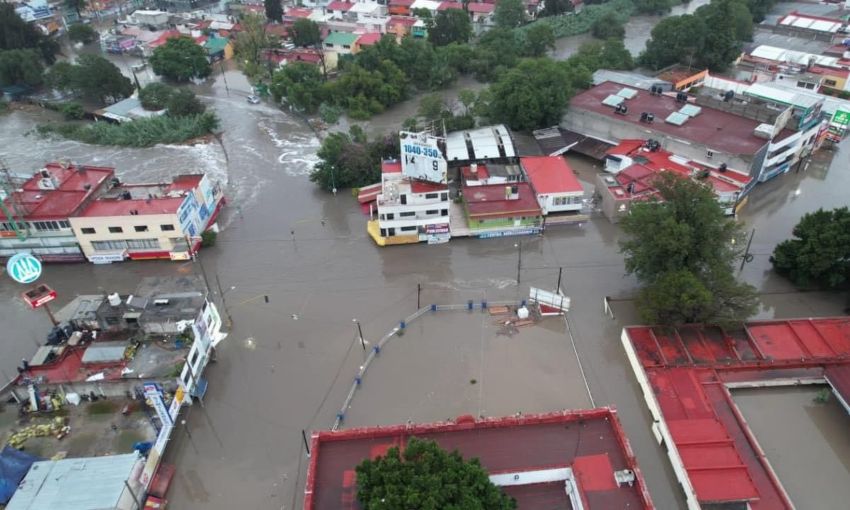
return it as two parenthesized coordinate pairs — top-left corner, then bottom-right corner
(143, 383), (173, 427)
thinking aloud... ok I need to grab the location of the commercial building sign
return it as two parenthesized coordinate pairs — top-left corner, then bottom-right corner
(831, 108), (850, 127)
(400, 131), (447, 184)
(143, 383), (173, 427)
(88, 251), (126, 264)
(6, 253), (42, 284)
(478, 227), (542, 239)
(424, 224), (450, 234)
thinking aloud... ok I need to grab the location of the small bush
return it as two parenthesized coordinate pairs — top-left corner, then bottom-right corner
(61, 102), (85, 120)
(201, 230), (217, 247)
(139, 83), (174, 111)
(319, 102), (342, 124)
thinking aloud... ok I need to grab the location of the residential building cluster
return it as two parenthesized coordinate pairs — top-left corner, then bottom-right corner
(0, 162), (224, 263)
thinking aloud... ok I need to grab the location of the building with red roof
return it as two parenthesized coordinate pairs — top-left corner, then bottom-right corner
(467, 1), (495, 23)
(0, 163), (115, 261)
(69, 174), (224, 263)
(304, 409), (654, 510)
(355, 32), (382, 49)
(521, 156), (585, 215)
(622, 317), (850, 510)
(437, 1), (463, 10)
(388, 0), (415, 15)
(595, 139), (751, 222)
(462, 181), (542, 234)
(565, 81), (804, 181)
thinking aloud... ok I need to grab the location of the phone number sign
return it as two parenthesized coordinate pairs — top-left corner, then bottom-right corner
(400, 131), (447, 184)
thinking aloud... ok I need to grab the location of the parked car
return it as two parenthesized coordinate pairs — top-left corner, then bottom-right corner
(247, 95), (260, 104)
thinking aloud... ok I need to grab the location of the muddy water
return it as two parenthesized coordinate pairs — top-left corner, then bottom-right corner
(733, 386), (850, 509)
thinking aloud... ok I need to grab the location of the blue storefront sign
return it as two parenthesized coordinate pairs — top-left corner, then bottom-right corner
(478, 227), (542, 239)
(5, 253), (42, 284)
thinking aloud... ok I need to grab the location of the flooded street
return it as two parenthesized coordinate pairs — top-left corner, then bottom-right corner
(733, 386), (850, 509)
(1, 4), (849, 508)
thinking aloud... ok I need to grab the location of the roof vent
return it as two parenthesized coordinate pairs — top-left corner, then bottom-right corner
(639, 112), (654, 123)
(614, 103), (628, 115)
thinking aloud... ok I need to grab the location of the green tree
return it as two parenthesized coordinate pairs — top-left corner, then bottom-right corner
(488, 57), (572, 131)
(67, 23), (98, 44)
(541, 0), (572, 17)
(591, 12), (625, 40)
(569, 39), (634, 72)
(745, 0), (775, 22)
(356, 437), (516, 510)
(771, 207), (850, 289)
(619, 173), (758, 326)
(0, 4), (59, 63)
(138, 82), (174, 110)
(458, 88), (476, 114)
(0, 49), (44, 87)
(166, 88), (206, 117)
(471, 28), (522, 81)
(417, 92), (445, 122)
(494, 0), (526, 29)
(634, 0), (675, 14)
(428, 9), (472, 46)
(49, 55), (133, 104)
(639, 15), (707, 70)
(264, 0), (282, 23)
(291, 18), (321, 47)
(234, 14), (269, 79)
(150, 37), (212, 82)
(61, 102), (84, 120)
(270, 62), (325, 113)
(524, 23), (555, 57)
(311, 130), (383, 190)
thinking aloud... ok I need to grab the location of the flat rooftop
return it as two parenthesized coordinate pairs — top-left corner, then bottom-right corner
(304, 409), (654, 510)
(463, 182), (542, 219)
(570, 81), (781, 156)
(622, 318), (850, 509)
(78, 174), (204, 217)
(4, 163), (114, 220)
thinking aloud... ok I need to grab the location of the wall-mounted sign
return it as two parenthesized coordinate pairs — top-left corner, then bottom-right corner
(6, 253), (42, 284)
(400, 131), (447, 184)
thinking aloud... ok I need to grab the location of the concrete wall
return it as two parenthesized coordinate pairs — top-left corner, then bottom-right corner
(561, 109), (757, 175)
(69, 213), (185, 259)
(594, 175), (630, 223)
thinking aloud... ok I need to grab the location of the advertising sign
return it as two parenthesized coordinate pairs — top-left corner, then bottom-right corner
(88, 251), (126, 264)
(6, 253), (42, 284)
(22, 285), (56, 309)
(400, 131), (447, 184)
(832, 108), (850, 127)
(143, 383), (173, 427)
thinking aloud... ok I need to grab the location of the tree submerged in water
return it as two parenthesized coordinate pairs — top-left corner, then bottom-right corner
(355, 437), (516, 509)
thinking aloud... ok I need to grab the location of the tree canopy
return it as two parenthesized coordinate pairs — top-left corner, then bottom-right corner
(488, 57), (573, 132)
(291, 18), (321, 47)
(46, 55), (133, 104)
(428, 9), (472, 46)
(264, 0), (282, 23)
(540, 0), (573, 17)
(523, 23), (556, 57)
(639, 0), (752, 72)
(356, 437), (516, 510)
(270, 62), (325, 113)
(150, 37), (212, 82)
(0, 4), (58, 63)
(310, 129), (399, 191)
(68, 23), (98, 44)
(494, 0), (527, 29)
(591, 11), (625, 40)
(0, 49), (44, 87)
(166, 88), (206, 117)
(619, 173), (758, 326)
(138, 82), (174, 110)
(771, 207), (850, 289)
(633, 0), (676, 15)
(234, 14), (270, 80)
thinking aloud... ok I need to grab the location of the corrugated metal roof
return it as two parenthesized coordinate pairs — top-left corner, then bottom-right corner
(445, 132), (469, 162)
(81, 341), (128, 364)
(6, 453), (140, 510)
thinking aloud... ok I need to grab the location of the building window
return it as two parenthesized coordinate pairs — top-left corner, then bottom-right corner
(91, 240), (128, 251)
(126, 239), (161, 250)
(81, 227), (96, 235)
(400, 226), (417, 232)
(33, 221), (61, 232)
(380, 228), (387, 237)
(189, 348), (200, 368)
(441, 209), (448, 216)
(108, 226), (123, 233)
(400, 195), (407, 205)
(425, 209), (438, 215)
(400, 211), (415, 217)
(59, 220), (70, 229)
(825, 79), (838, 87)
(425, 193), (438, 199)
(441, 193), (448, 201)
(134, 225), (149, 232)
(386, 213), (394, 220)
(160, 224), (175, 231)
(706, 150), (714, 159)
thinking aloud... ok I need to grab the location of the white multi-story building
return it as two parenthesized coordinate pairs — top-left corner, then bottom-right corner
(369, 160), (450, 245)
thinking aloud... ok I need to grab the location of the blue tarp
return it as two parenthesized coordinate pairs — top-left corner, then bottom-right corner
(0, 446), (41, 504)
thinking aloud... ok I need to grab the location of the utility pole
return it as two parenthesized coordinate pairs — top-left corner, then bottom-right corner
(353, 319), (365, 351)
(739, 228), (756, 272)
(302, 429), (311, 456)
(515, 241), (522, 285)
(219, 60), (230, 96)
(556, 267), (563, 294)
(417, 283), (421, 310)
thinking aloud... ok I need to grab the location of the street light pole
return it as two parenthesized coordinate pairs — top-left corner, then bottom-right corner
(353, 319), (365, 351)
(515, 241), (522, 285)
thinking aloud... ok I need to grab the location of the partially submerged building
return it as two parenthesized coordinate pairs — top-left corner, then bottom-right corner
(597, 139), (750, 221)
(304, 409), (654, 509)
(621, 318), (850, 509)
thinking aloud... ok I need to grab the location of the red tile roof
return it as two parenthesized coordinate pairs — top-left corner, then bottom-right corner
(438, 1), (464, 10)
(389, 0), (415, 5)
(78, 197), (186, 217)
(521, 156), (583, 195)
(467, 2), (495, 13)
(570, 81), (782, 156)
(285, 7), (313, 18)
(356, 32), (383, 46)
(464, 182), (542, 219)
(304, 409), (654, 510)
(410, 180), (446, 194)
(3, 163), (114, 220)
(623, 318), (850, 509)
(327, 1), (354, 11)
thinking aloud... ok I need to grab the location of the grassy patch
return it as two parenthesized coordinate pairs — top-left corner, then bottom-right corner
(519, 0), (636, 38)
(36, 112), (219, 148)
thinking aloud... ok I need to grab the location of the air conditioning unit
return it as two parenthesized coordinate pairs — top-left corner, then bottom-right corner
(753, 124), (774, 140)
